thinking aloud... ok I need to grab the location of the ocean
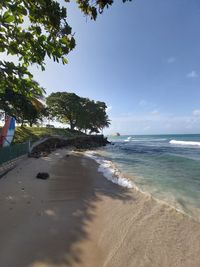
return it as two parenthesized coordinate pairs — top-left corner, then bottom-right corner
(85, 134), (200, 221)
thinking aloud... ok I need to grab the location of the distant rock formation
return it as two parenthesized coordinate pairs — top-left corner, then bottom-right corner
(112, 132), (120, 136)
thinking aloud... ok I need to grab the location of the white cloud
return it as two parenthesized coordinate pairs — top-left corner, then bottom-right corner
(167, 57), (176, 63)
(192, 109), (200, 116)
(187, 70), (198, 78)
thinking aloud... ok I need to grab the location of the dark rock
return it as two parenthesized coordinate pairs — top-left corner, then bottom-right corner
(36, 172), (49, 180)
(41, 151), (49, 157)
(29, 135), (110, 157)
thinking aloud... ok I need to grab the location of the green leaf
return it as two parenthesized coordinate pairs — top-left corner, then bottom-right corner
(3, 11), (14, 23)
(18, 6), (27, 16)
(62, 57), (68, 64)
(35, 26), (42, 35)
(60, 36), (70, 45)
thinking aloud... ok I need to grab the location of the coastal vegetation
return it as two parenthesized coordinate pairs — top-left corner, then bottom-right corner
(12, 90), (111, 144)
(0, 0), (131, 122)
(0, 89), (110, 137)
(12, 126), (82, 144)
(46, 92), (110, 133)
(0, 0), (133, 135)
(0, 87), (47, 127)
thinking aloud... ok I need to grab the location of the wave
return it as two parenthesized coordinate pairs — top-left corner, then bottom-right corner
(169, 140), (200, 147)
(125, 138), (167, 142)
(83, 151), (200, 221)
(84, 151), (134, 189)
(124, 136), (132, 142)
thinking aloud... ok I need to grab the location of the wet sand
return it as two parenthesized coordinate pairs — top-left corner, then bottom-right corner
(0, 149), (200, 267)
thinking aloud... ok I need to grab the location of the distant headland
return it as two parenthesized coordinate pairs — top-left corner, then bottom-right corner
(112, 132), (120, 136)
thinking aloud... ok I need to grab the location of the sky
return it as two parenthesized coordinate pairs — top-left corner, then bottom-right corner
(30, 0), (200, 135)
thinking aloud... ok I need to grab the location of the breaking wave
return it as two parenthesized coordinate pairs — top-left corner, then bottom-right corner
(169, 140), (200, 147)
(84, 151), (134, 189)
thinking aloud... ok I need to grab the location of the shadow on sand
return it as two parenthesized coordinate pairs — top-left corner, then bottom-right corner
(4, 154), (134, 267)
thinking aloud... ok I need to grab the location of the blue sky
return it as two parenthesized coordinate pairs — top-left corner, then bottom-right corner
(31, 0), (200, 134)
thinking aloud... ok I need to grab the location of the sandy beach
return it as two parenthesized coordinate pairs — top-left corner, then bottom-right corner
(0, 149), (200, 267)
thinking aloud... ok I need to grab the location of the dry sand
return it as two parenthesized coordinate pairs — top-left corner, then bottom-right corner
(0, 149), (200, 267)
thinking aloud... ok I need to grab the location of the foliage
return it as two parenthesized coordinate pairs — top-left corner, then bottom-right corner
(0, 86), (46, 126)
(77, 98), (110, 133)
(46, 92), (110, 132)
(0, 0), (130, 125)
(13, 126), (84, 144)
(22, 104), (48, 127)
(0, 0), (131, 95)
(0, 0), (75, 104)
(46, 92), (82, 130)
(0, 1), (75, 68)
(76, 0), (132, 20)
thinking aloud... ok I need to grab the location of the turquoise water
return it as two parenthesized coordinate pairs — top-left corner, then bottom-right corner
(97, 134), (200, 220)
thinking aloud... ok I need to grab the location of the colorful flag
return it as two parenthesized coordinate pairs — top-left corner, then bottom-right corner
(0, 116), (15, 147)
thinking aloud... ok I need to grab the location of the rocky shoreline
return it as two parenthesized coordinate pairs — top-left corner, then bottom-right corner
(30, 135), (110, 158)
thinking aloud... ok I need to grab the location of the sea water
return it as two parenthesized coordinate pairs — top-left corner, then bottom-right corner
(86, 134), (200, 221)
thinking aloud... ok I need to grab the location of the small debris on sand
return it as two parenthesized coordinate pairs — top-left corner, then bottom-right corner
(36, 172), (49, 180)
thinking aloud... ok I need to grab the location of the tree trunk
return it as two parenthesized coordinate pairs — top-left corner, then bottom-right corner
(70, 120), (75, 130)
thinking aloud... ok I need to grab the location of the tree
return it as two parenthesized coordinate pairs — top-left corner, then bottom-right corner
(92, 101), (110, 133)
(46, 91), (110, 133)
(75, 97), (93, 132)
(0, 85), (46, 126)
(80, 100), (110, 134)
(46, 92), (82, 130)
(21, 102), (48, 127)
(0, 0), (132, 98)
(76, 98), (110, 133)
(0, 1), (130, 127)
(0, 60), (46, 124)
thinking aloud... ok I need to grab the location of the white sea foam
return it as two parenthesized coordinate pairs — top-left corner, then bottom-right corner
(83, 151), (199, 221)
(124, 136), (132, 142)
(84, 151), (134, 189)
(169, 140), (200, 147)
(127, 138), (167, 142)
